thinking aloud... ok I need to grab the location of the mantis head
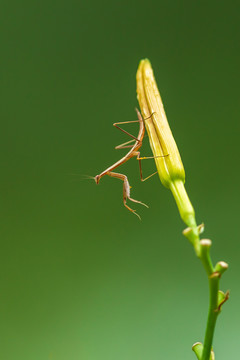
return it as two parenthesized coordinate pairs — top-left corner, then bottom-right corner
(94, 175), (101, 184)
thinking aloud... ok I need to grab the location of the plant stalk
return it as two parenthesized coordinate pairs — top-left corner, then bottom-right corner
(201, 272), (220, 360)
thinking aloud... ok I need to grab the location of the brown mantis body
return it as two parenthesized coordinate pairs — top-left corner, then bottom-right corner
(95, 108), (165, 219)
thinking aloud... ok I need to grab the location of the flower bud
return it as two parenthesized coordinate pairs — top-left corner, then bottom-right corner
(137, 59), (184, 188)
(136, 59), (197, 232)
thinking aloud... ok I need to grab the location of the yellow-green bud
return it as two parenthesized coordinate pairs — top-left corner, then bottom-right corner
(136, 59), (198, 236)
(137, 59), (185, 188)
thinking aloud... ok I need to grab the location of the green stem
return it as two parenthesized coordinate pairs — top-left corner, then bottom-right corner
(169, 181), (200, 255)
(201, 273), (219, 360)
(199, 244), (219, 360)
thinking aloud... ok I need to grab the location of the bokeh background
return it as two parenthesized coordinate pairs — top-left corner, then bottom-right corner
(0, 1), (239, 359)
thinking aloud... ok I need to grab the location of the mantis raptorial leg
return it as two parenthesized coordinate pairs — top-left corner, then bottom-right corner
(106, 171), (148, 221)
(95, 109), (167, 219)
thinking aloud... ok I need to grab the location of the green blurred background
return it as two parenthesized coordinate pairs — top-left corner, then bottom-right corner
(0, 0), (239, 359)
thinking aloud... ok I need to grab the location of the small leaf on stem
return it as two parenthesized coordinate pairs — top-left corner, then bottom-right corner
(217, 290), (230, 312)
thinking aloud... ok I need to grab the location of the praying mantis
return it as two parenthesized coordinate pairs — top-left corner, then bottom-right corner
(95, 108), (167, 220)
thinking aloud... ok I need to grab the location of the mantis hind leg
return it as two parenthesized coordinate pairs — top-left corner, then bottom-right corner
(107, 171), (148, 220)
